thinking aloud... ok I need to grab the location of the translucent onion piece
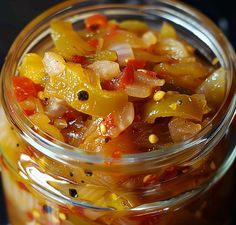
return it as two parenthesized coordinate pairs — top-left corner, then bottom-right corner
(107, 102), (134, 138)
(45, 97), (69, 119)
(43, 52), (66, 76)
(124, 71), (165, 98)
(110, 43), (134, 66)
(87, 60), (120, 80)
(168, 117), (202, 142)
(142, 31), (157, 47)
(125, 83), (152, 98)
(155, 38), (188, 58)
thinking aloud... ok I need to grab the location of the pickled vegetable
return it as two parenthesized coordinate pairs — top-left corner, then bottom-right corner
(18, 53), (46, 84)
(14, 16), (220, 151)
(197, 67), (225, 107)
(43, 62), (128, 118)
(143, 93), (209, 123)
(50, 20), (94, 59)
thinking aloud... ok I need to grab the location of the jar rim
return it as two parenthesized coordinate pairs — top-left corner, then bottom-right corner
(1, 0), (236, 166)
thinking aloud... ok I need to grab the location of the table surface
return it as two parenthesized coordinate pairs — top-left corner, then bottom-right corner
(0, 0), (235, 224)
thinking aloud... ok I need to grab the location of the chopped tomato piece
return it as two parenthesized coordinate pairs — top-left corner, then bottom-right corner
(112, 150), (122, 159)
(85, 14), (108, 31)
(71, 55), (88, 65)
(23, 109), (35, 116)
(87, 38), (99, 48)
(128, 59), (146, 69)
(119, 63), (135, 88)
(13, 76), (38, 101)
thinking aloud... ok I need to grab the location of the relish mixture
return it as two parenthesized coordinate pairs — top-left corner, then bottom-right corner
(13, 14), (225, 157)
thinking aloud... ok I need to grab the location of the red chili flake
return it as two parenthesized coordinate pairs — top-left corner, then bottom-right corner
(159, 166), (180, 182)
(13, 76), (38, 102)
(146, 70), (158, 77)
(104, 113), (116, 129)
(63, 110), (79, 122)
(87, 38), (99, 48)
(71, 55), (88, 65)
(102, 78), (119, 91)
(17, 181), (30, 192)
(23, 109), (35, 116)
(112, 150), (122, 159)
(26, 212), (34, 221)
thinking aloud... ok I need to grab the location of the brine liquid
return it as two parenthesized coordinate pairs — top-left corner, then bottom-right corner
(1, 162), (234, 225)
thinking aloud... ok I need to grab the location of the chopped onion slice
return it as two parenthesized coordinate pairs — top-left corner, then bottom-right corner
(168, 117), (202, 142)
(124, 71), (165, 98)
(135, 71), (165, 86)
(155, 38), (188, 58)
(125, 84), (152, 98)
(43, 52), (66, 76)
(107, 102), (134, 138)
(87, 60), (120, 80)
(109, 43), (134, 66)
(142, 31), (157, 47)
(45, 97), (69, 119)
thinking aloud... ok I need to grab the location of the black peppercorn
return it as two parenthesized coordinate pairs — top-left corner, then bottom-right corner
(84, 169), (93, 176)
(69, 172), (74, 177)
(78, 90), (89, 101)
(69, 189), (78, 198)
(42, 204), (53, 214)
(104, 137), (111, 143)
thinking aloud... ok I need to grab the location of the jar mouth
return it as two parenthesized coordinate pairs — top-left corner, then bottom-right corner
(1, 0), (236, 166)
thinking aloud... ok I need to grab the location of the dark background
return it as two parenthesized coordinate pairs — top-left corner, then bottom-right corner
(0, 0), (235, 224)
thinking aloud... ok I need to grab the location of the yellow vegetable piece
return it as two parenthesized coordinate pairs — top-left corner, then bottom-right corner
(50, 20), (94, 59)
(159, 22), (177, 39)
(103, 30), (144, 49)
(134, 49), (171, 63)
(143, 93), (209, 123)
(154, 62), (210, 90)
(119, 20), (149, 33)
(43, 63), (128, 118)
(197, 67), (225, 107)
(89, 50), (117, 62)
(30, 113), (64, 141)
(49, 181), (135, 210)
(18, 53), (46, 84)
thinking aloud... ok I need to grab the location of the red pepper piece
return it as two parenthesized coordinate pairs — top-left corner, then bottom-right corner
(104, 112), (116, 129)
(13, 76), (38, 102)
(63, 110), (79, 122)
(128, 59), (146, 69)
(112, 150), (122, 159)
(71, 55), (88, 65)
(87, 38), (99, 48)
(119, 63), (135, 88)
(85, 14), (108, 31)
(23, 109), (35, 116)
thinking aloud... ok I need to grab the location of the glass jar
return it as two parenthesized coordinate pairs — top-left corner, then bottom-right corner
(0, 0), (236, 225)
